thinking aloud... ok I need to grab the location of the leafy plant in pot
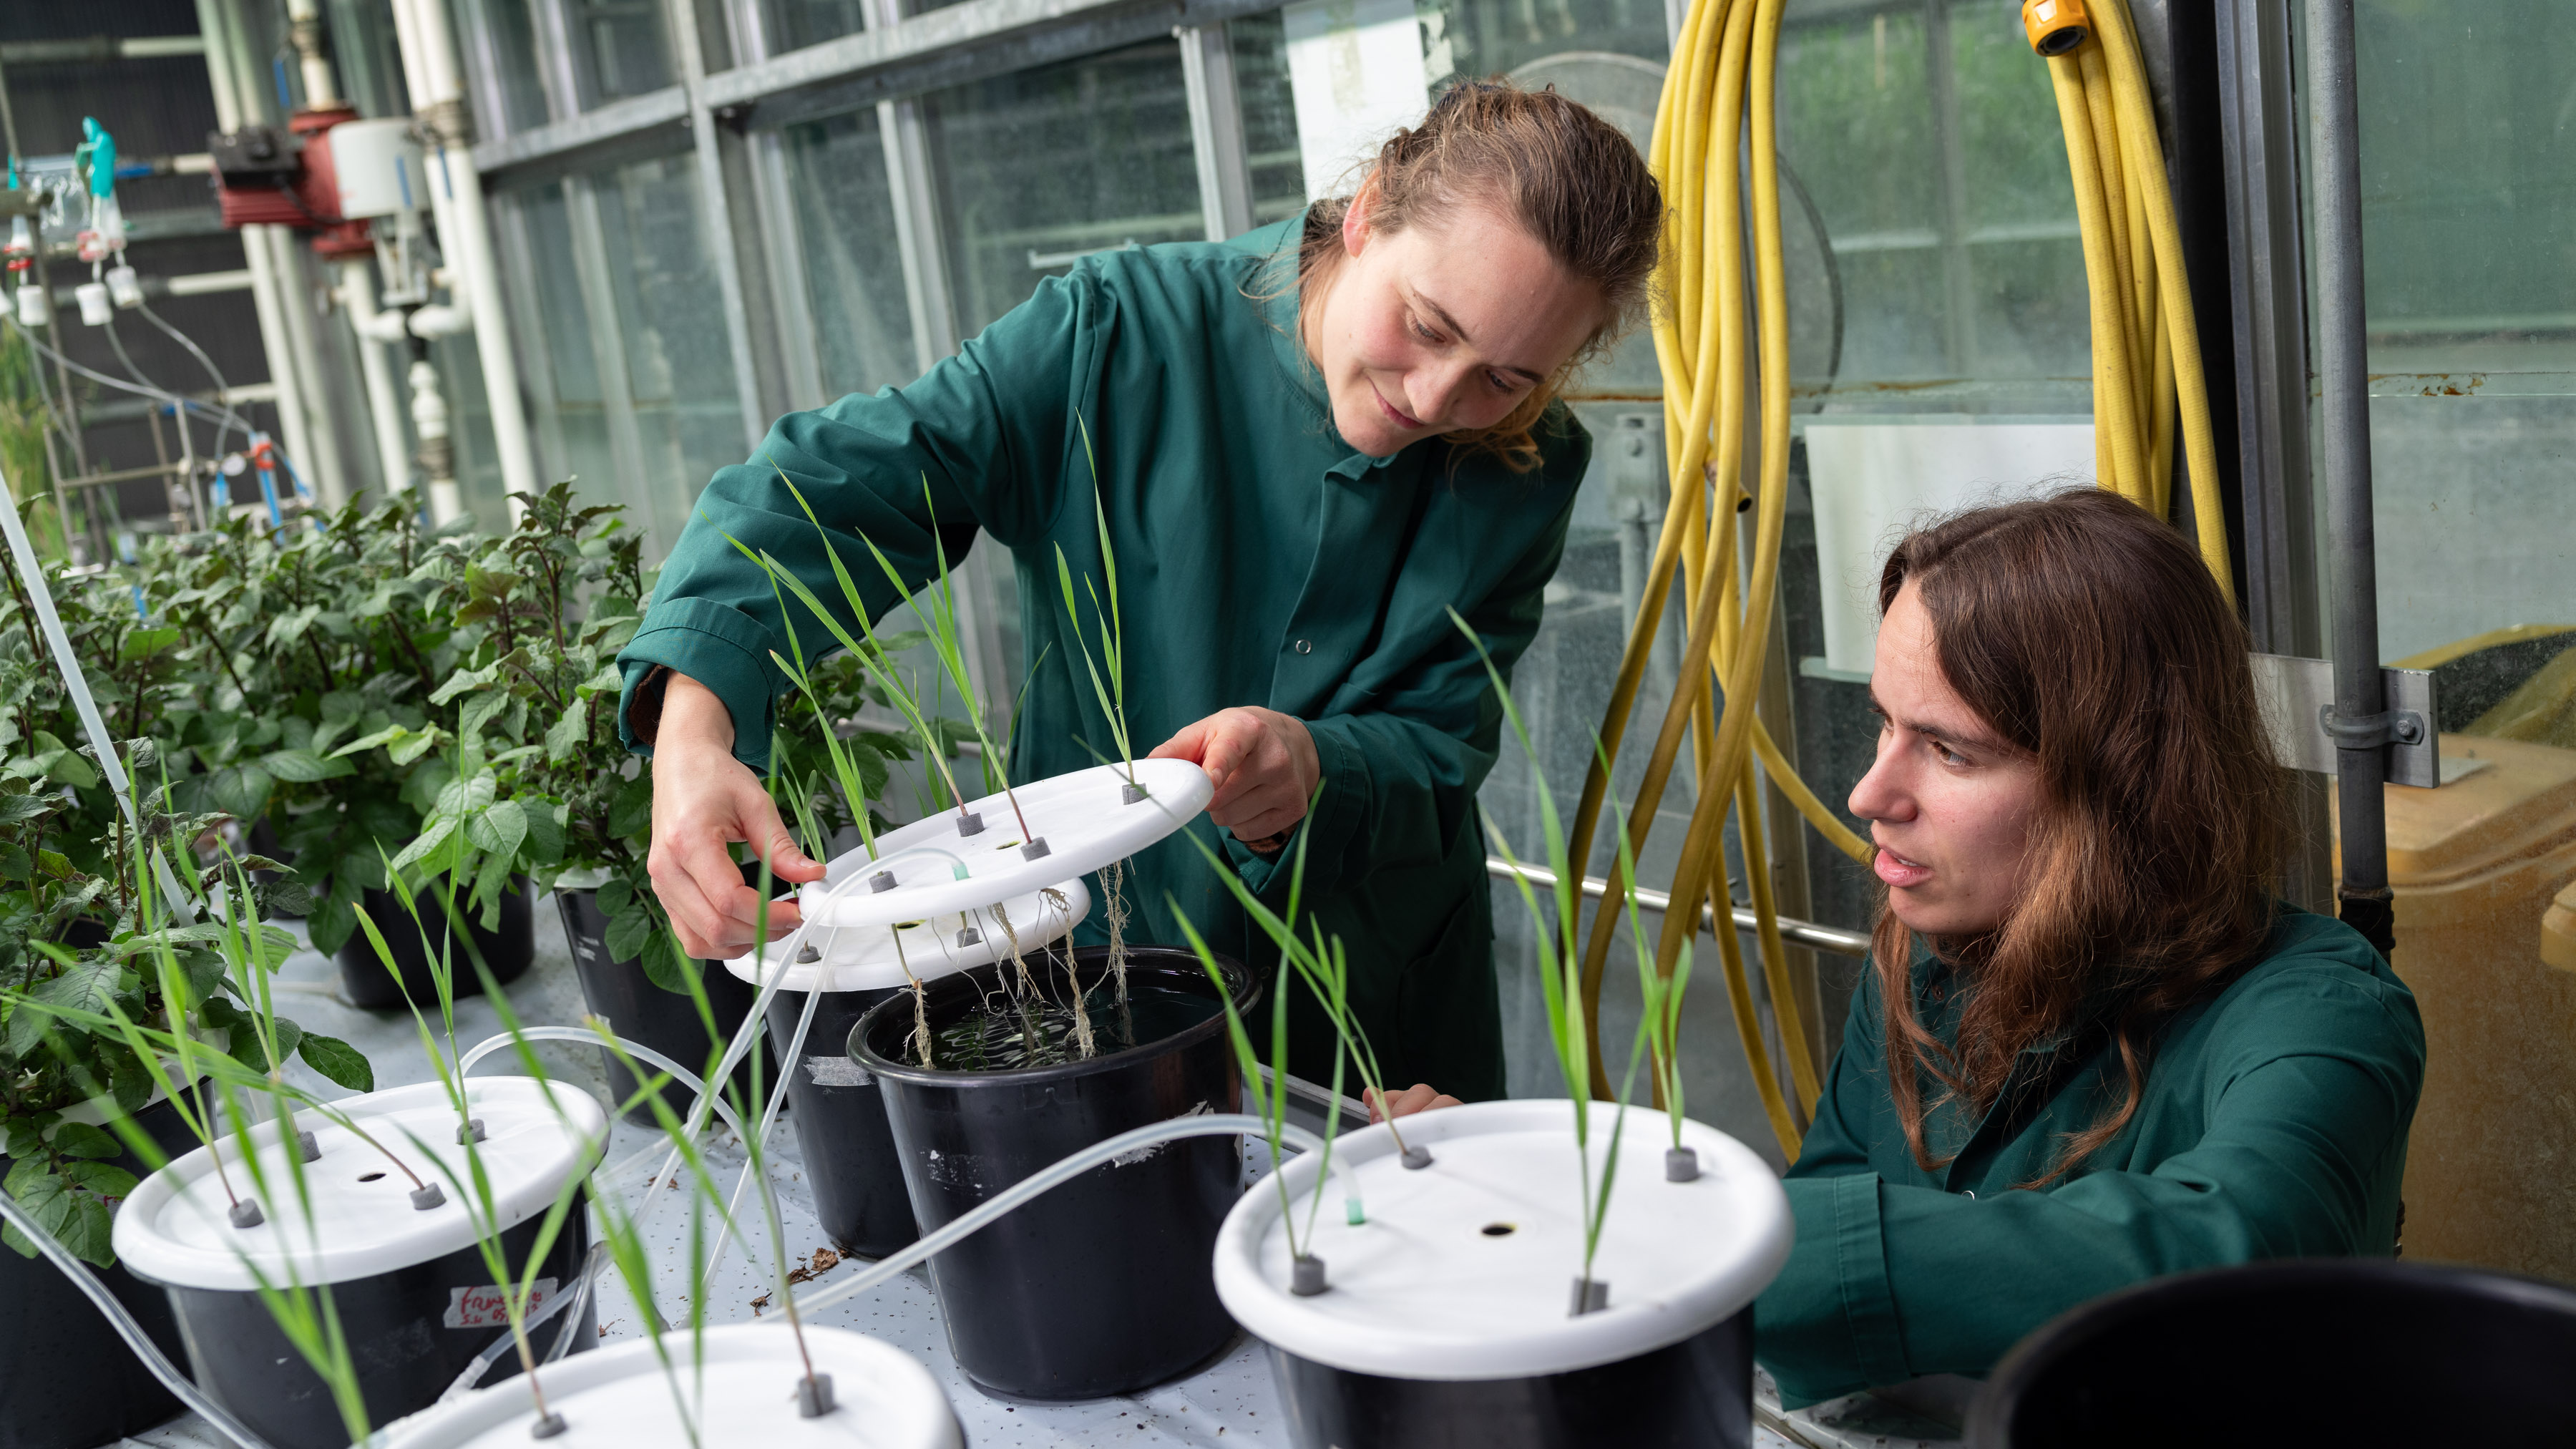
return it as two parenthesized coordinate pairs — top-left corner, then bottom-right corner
(1200, 620), (1793, 1449)
(0, 788), (372, 1449)
(431, 482), (778, 1124)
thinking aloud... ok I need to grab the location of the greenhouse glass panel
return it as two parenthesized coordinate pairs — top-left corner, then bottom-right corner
(514, 181), (620, 512)
(592, 155), (748, 560)
(571, 0), (675, 104)
(922, 39), (1204, 337)
(784, 107), (920, 398)
(1230, 11), (1310, 227)
(460, 0), (554, 133)
(763, 0), (870, 50)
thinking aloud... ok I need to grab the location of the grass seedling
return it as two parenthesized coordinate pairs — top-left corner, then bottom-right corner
(1173, 899), (1345, 1292)
(1453, 609), (1677, 1314)
(1055, 416), (1143, 1005)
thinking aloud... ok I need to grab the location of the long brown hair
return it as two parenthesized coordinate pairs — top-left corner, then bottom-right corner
(1289, 78), (1662, 471)
(1869, 489), (2290, 1186)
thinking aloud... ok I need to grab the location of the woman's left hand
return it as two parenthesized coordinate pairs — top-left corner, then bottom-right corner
(1150, 707), (1319, 849)
(1366, 1084), (1462, 1122)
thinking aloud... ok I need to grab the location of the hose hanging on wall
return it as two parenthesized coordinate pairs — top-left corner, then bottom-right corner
(2025, 0), (2235, 597)
(1568, 0), (2234, 1161)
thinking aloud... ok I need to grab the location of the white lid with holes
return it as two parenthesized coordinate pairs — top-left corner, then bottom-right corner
(723, 877), (1090, 993)
(1212, 1098), (1792, 1381)
(376, 1324), (960, 1449)
(795, 761), (1208, 930)
(113, 1077), (608, 1292)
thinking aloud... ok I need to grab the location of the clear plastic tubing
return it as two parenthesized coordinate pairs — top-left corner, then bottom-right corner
(0, 1192), (278, 1449)
(786, 1114), (1362, 1317)
(459, 1028), (752, 1148)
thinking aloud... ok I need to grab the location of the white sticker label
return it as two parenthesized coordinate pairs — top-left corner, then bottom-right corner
(803, 1055), (872, 1088)
(444, 1277), (556, 1330)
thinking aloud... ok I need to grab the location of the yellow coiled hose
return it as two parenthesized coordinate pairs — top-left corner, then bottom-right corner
(1571, 0), (2229, 1161)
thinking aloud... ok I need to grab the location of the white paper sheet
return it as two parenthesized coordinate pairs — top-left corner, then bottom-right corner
(1283, 0), (1430, 202)
(1804, 419), (2096, 675)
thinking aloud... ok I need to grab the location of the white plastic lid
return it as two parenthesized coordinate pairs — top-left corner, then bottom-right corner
(797, 761), (1209, 931)
(114, 1078), (608, 1292)
(726, 877), (1089, 993)
(378, 1324), (959, 1449)
(1212, 1098), (1793, 1381)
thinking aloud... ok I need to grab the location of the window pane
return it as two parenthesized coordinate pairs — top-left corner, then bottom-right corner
(2320, 0), (2576, 680)
(574, 0), (674, 104)
(514, 182), (621, 510)
(784, 109), (919, 396)
(923, 40), (1205, 337)
(1421, 0), (1669, 82)
(1229, 12), (1309, 225)
(462, 0), (554, 133)
(762, 0), (869, 51)
(592, 155), (747, 560)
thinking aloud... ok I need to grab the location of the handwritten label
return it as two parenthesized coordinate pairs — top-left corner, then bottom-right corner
(444, 1277), (556, 1330)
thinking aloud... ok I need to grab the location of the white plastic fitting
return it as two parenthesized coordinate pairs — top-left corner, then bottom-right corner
(14, 283), (46, 328)
(105, 265), (142, 310)
(74, 281), (111, 327)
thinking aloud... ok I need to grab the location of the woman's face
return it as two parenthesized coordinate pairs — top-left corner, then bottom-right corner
(1849, 581), (2044, 937)
(1304, 187), (1604, 458)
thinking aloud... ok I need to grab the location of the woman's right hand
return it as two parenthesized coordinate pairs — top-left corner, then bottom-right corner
(645, 673), (827, 960)
(1365, 1083), (1462, 1123)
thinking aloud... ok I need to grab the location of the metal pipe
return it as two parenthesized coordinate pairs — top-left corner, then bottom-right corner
(2302, 0), (2394, 958)
(1483, 857), (1872, 959)
(391, 0), (539, 517)
(337, 258), (412, 497)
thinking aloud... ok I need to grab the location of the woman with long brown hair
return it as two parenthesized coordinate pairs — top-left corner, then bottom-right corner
(1752, 489), (2426, 1404)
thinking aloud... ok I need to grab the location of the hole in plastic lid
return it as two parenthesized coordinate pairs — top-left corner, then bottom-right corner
(1480, 1221), (1516, 1237)
(358, 1171), (386, 1183)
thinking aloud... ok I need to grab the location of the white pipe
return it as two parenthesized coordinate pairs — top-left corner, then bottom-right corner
(393, 0), (537, 522)
(194, 0), (324, 501)
(285, 0), (339, 109)
(338, 258), (412, 496)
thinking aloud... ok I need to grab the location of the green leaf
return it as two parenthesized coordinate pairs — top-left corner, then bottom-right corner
(389, 815), (459, 874)
(639, 930), (691, 993)
(521, 800), (565, 866)
(261, 748), (355, 784)
(603, 902), (654, 964)
(47, 1122), (122, 1159)
(459, 690), (511, 745)
(297, 1033), (373, 1091)
(434, 772), (498, 821)
(308, 891), (358, 955)
(464, 799), (527, 860)
(118, 626), (183, 663)
(321, 689), (365, 724)
(543, 708), (587, 763)
(4, 1158), (117, 1266)
(389, 728), (444, 767)
(206, 764), (274, 823)
(328, 724), (406, 758)
(606, 776), (653, 840)
(44, 746), (98, 790)
(596, 876), (633, 919)
(227, 1013), (303, 1074)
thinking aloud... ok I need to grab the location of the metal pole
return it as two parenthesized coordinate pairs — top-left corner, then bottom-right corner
(2302, 0), (2394, 958)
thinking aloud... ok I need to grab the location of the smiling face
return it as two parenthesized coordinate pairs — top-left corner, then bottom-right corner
(1849, 581), (2046, 938)
(1301, 186), (1606, 458)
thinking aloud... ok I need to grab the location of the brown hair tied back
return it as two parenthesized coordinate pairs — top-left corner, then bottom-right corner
(1294, 78), (1664, 471)
(1870, 489), (2291, 1187)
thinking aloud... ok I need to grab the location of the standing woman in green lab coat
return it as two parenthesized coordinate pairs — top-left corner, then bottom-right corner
(615, 80), (1664, 1099)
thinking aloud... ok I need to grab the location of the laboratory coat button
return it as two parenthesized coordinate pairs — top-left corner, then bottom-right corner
(1294, 638), (1312, 654)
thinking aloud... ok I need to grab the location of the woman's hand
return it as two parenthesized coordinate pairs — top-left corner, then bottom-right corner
(1365, 1084), (1461, 1123)
(1148, 707), (1319, 849)
(645, 673), (827, 959)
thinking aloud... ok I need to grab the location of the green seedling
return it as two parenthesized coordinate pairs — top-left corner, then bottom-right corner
(1454, 608), (1679, 1313)
(1055, 415), (1142, 1006)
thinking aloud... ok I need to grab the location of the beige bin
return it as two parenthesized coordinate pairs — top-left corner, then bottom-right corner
(2369, 734), (2576, 1282)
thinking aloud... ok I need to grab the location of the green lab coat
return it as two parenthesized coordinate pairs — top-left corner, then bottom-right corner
(1754, 905), (2426, 1407)
(615, 216), (1589, 1101)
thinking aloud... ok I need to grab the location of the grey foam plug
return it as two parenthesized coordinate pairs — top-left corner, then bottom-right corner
(796, 1372), (836, 1418)
(1290, 1255), (1328, 1297)
(411, 1182), (447, 1211)
(228, 1199), (265, 1229)
(1665, 1146), (1701, 1182)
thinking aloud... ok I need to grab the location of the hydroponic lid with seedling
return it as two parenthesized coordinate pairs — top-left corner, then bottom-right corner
(1210, 1099), (1789, 1380)
(726, 876), (1090, 992)
(375, 1324), (961, 1449)
(795, 760), (1210, 931)
(113, 1078), (606, 1292)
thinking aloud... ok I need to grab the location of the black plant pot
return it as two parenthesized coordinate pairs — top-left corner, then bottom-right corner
(556, 889), (773, 1127)
(852, 945), (1254, 1401)
(0, 1093), (204, 1449)
(333, 882), (535, 1010)
(1265, 1312), (1755, 1449)
(1966, 1259), (2576, 1447)
(761, 983), (918, 1259)
(164, 1206), (593, 1449)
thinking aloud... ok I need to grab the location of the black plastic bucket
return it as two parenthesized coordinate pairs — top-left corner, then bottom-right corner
(1264, 1310), (1752, 1449)
(0, 1093), (204, 1449)
(157, 1207), (594, 1449)
(333, 882), (535, 1010)
(762, 983), (918, 1258)
(555, 889), (771, 1126)
(1966, 1259), (2576, 1446)
(852, 945), (1254, 1400)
